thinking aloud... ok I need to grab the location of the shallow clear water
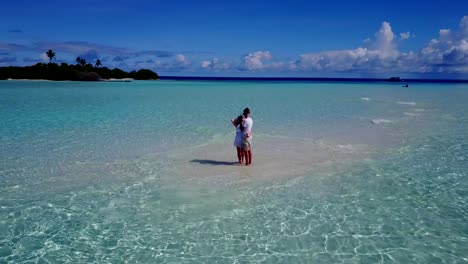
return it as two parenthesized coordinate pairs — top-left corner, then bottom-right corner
(0, 80), (467, 263)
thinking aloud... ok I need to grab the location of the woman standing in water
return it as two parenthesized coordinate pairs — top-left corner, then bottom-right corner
(231, 115), (245, 164)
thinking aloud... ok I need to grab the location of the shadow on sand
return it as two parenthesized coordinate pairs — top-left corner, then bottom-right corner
(190, 159), (239, 166)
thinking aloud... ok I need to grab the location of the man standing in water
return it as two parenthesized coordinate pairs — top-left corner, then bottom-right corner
(242, 108), (253, 166)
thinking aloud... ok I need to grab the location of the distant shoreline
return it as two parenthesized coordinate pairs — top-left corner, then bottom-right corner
(3, 76), (468, 84)
(4, 78), (137, 82)
(160, 76), (468, 83)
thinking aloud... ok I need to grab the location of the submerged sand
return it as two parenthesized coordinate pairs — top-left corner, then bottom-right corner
(165, 106), (431, 187)
(168, 133), (376, 185)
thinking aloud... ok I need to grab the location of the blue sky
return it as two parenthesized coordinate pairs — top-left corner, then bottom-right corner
(1, 0), (467, 78)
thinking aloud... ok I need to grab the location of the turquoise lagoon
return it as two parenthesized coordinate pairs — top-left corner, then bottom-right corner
(0, 80), (467, 263)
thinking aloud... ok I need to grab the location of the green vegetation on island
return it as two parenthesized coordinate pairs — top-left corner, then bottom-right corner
(0, 50), (159, 81)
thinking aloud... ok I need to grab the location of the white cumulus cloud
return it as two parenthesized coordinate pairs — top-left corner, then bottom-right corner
(40, 52), (49, 62)
(296, 21), (400, 72)
(372, 22), (396, 54)
(293, 16), (468, 74)
(201, 60), (211, 68)
(150, 53), (192, 72)
(164, 16), (468, 76)
(240, 51), (272, 70)
(201, 57), (219, 68)
(417, 16), (468, 73)
(200, 57), (231, 71)
(176, 54), (186, 63)
(400, 32), (411, 40)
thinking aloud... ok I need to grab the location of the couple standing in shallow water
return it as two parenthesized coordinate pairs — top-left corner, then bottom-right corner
(231, 108), (253, 166)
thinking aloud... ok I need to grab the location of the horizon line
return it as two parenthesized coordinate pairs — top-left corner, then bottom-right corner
(159, 76), (468, 83)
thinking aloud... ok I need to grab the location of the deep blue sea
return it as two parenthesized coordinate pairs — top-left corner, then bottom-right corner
(0, 80), (467, 263)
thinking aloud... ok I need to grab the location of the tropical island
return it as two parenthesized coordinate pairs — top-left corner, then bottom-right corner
(0, 50), (159, 81)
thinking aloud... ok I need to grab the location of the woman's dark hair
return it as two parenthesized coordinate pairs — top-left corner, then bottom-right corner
(236, 115), (244, 131)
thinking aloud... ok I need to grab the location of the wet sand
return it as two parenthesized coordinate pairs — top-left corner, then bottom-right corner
(168, 133), (375, 185)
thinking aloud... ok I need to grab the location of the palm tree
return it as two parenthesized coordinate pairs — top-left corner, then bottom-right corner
(80, 58), (87, 67)
(76, 57), (86, 67)
(95, 59), (102, 68)
(46, 50), (56, 63)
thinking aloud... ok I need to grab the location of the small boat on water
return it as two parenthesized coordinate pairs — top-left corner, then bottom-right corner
(387, 76), (402, 82)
